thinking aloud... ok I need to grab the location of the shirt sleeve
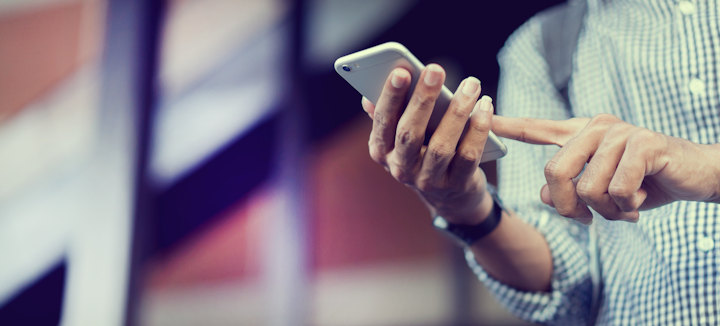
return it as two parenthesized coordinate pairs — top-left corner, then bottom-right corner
(465, 15), (594, 325)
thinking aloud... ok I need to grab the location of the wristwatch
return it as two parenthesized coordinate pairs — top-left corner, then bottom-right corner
(432, 184), (506, 247)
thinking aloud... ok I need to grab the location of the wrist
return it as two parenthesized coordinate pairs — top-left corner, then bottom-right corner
(443, 190), (495, 225)
(710, 143), (720, 203)
(432, 185), (505, 246)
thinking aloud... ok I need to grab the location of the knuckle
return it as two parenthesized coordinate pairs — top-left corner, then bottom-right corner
(516, 118), (536, 143)
(457, 148), (479, 163)
(396, 128), (421, 146)
(544, 160), (561, 179)
(470, 116), (491, 134)
(374, 113), (391, 129)
(427, 144), (453, 163)
(383, 90), (405, 107)
(575, 178), (597, 199)
(416, 178), (435, 193)
(413, 93), (436, 108)
(608, 185), (633, 199)
(390, 166), (414, 185)
(448, 104), (470, 119)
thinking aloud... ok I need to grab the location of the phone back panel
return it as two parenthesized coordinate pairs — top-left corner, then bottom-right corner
(335, 42), (506, 162)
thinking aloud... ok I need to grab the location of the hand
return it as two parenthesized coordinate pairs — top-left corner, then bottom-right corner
(362, 64), (496, 225)
(492, 113), (720, 224)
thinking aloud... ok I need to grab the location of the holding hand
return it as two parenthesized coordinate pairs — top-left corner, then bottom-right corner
(362, 65), (556, 292)
(492, 114), (720, 224)
(362, 64), (496, 225)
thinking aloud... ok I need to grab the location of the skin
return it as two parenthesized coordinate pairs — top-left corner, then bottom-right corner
(363, 65), (553, 292)
(362, 64), (720, 292)
(491, 114), (720, 224)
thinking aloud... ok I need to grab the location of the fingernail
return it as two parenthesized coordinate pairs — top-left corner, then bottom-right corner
(391, 69), (409, 88)
(479, 95), (493, 112)
(462, 77), (480, 96)
(576, 217), (593, 225)
(424, 65), (442, 86)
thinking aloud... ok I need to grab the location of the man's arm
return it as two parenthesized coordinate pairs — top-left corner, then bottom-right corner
(360, 15), (598, 325)
(467, 194), (553, 292)
(361, 64), (553, 292)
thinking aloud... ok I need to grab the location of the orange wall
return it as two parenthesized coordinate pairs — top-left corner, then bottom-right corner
(310, 117), (444, 269)
(145, 191), (268, 289)
(0, 1), (85, 122)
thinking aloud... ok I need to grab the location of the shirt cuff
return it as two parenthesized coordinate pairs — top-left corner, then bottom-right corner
(465, 207), (593, 325)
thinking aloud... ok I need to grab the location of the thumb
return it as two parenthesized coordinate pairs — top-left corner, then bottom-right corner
(540, 184), (554, 207)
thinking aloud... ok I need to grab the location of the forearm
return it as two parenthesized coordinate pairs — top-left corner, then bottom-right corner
(466, 192), (553, 292)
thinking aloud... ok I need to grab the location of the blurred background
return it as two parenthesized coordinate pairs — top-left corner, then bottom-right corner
(0, 0), (563, 325)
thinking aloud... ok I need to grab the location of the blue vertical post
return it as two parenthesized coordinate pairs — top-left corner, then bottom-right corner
(264, 0), (310, 325)
(96, 0), (164, 325)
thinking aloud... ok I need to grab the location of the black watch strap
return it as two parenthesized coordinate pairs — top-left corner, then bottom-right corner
(432, 185), (505, 246)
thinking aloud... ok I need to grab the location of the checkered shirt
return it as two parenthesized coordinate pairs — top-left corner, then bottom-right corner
(465, 0), (720, 325)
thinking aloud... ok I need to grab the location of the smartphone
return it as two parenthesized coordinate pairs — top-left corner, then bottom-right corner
(334, 42), (507, 163)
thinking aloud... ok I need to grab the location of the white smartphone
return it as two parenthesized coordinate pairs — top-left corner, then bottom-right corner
(334, 42), (507, 163)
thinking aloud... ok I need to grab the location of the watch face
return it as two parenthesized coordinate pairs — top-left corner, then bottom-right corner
(431, 194), (504, 247)
(433, 216), (449, 229)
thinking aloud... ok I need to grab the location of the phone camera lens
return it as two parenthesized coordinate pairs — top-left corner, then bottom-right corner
(342, 65), (351, 72)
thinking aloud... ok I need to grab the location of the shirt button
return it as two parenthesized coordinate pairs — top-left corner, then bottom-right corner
(697, 236), (715, 252)
(688, 78), (706, 95)
(678, 1), (696, 15)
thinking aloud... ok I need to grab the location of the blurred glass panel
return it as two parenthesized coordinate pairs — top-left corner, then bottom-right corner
(0, 0), (103, 298)
(150, 0), (288, 188)
(142, 0), (290, 325)
(0, 1), (139, 325)
(304, 0), (417, 70)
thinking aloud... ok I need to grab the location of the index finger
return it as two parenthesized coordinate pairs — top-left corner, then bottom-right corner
(492, 116), (590, 147)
